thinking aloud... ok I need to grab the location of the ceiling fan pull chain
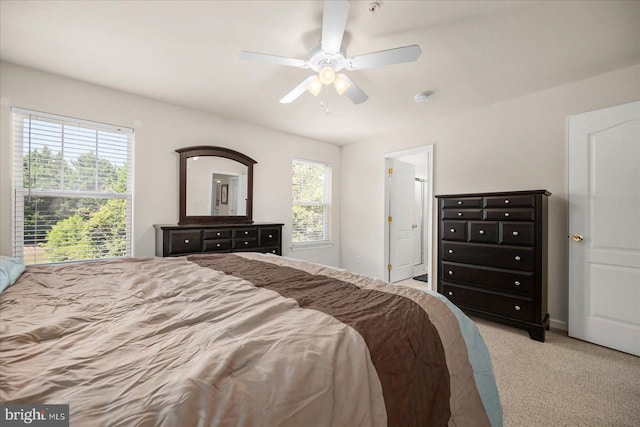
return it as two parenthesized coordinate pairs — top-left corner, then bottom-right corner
(325, 84), (330, 114)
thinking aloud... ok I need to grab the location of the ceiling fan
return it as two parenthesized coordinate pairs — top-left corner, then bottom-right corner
(240, 0), (421, 105)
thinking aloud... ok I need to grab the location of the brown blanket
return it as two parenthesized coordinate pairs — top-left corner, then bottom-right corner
(0, 254), (496, 426)
(188, 253), (450, 426)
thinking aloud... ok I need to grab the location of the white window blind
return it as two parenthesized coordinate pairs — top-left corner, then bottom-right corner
(292, 158), (332, 247)
(11, 107), (134, 265)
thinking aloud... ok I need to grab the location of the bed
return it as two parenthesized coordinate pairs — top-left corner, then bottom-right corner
(0, 253), (502, 426)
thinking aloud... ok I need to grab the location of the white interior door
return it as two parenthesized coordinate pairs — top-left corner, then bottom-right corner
(413, 180), (424, 269)
(388, 158), (415, 282)
(568, 101), (640, 356)
(229, 177), (238, 215)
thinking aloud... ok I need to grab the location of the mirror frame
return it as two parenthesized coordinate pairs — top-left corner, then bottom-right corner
(177, 146), (256, 225)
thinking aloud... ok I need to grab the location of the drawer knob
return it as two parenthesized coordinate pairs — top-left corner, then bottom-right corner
(515, 256), (521, 261)
(514, 281), (521, 286)
(457, 201), (463, 205)
(514, 305), (521, 311)
(504, 199), (510, 204)
(450, 228), (456, 233)
(244, 241), (249, 245)
(216, 243), (221, 247)
(244, 231), (249, 235)
(217, 232), (221, 236)
(512, 231), (519, 236)
(272, 250), (276, 253)
(448, 291), (453, 296)
(448, 270), (454, 275)
(184, 239), (190, 244)
(268, 234), (273, 238)
(479, 230), (485, 235)
(448, 249), (454, 254)
(457, 212), (463, 216)
(504, 212), (510, 217)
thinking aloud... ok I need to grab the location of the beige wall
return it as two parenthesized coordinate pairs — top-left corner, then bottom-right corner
(0, 62), (341, 266)
(2, 60), (639, 328)
(340, 64), (640, 329)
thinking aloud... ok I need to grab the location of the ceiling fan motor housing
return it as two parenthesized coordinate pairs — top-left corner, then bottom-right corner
(308, 44), (347, 72)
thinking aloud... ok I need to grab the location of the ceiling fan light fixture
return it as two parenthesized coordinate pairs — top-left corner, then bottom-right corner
(333, 74), (350, 95)
(241, 0), (421, 105)
(307, 77), (323, 96)
(318, 66), (336, 85)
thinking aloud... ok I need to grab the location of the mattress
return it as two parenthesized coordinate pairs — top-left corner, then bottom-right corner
(0, 253), (502, 426)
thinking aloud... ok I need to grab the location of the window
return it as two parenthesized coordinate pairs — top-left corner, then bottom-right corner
(292, 158), (332, 247)
(11, 108), (134, 264)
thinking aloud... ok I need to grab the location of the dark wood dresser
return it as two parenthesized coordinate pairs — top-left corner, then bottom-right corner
(435, 190), (550, 341)
(154, 223), (283, 257)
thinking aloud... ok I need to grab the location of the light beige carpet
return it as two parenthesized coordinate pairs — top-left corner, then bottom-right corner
(473, 317), (640, 427)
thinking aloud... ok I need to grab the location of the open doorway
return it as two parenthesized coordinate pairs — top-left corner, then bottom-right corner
(383, 146), (433, 287)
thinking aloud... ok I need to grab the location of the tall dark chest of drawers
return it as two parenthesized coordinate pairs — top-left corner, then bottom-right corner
(436, 190), (550, 341)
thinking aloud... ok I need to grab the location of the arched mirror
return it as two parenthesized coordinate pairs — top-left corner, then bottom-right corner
(177, 146), (256, 224)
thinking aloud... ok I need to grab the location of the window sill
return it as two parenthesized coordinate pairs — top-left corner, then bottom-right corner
(291, 242), (334, 252)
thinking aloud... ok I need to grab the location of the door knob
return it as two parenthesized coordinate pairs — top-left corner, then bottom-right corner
(572, 234), (584, 242)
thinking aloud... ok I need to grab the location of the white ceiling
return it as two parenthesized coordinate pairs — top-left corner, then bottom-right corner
(1, 1), (638, 146)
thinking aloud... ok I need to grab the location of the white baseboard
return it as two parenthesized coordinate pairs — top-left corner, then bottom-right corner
(550, 318), (568, 331)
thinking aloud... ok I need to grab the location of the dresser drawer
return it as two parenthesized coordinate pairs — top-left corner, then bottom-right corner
(233, 238), (258, 249)
(168, 230), (202, 255)
(500, 222), (534, 246)
(260, 228), (281, 245)
(442, 209), (482, 220)
(442, 242), (535, 271)
(484, 208), (534, 221)
(203, 239), (232, 252)
(484, 195), (534, 208)
(468, 221), (498, 243)
(441, 262), (533, 296)
(442, 221), (467, 241)
(442, 197), (483, 208)
(442, 283), (533, 322)
(203, 229), (232, 240)
(233, 228), (258, 238)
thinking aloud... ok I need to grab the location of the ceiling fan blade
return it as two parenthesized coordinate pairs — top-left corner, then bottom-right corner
(337, 74), (368, 104)
(348, 44), (422, 70)
(279, 75), (317, 104)
(321, 0), (349, 54)
(240, 51), (308, 68)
